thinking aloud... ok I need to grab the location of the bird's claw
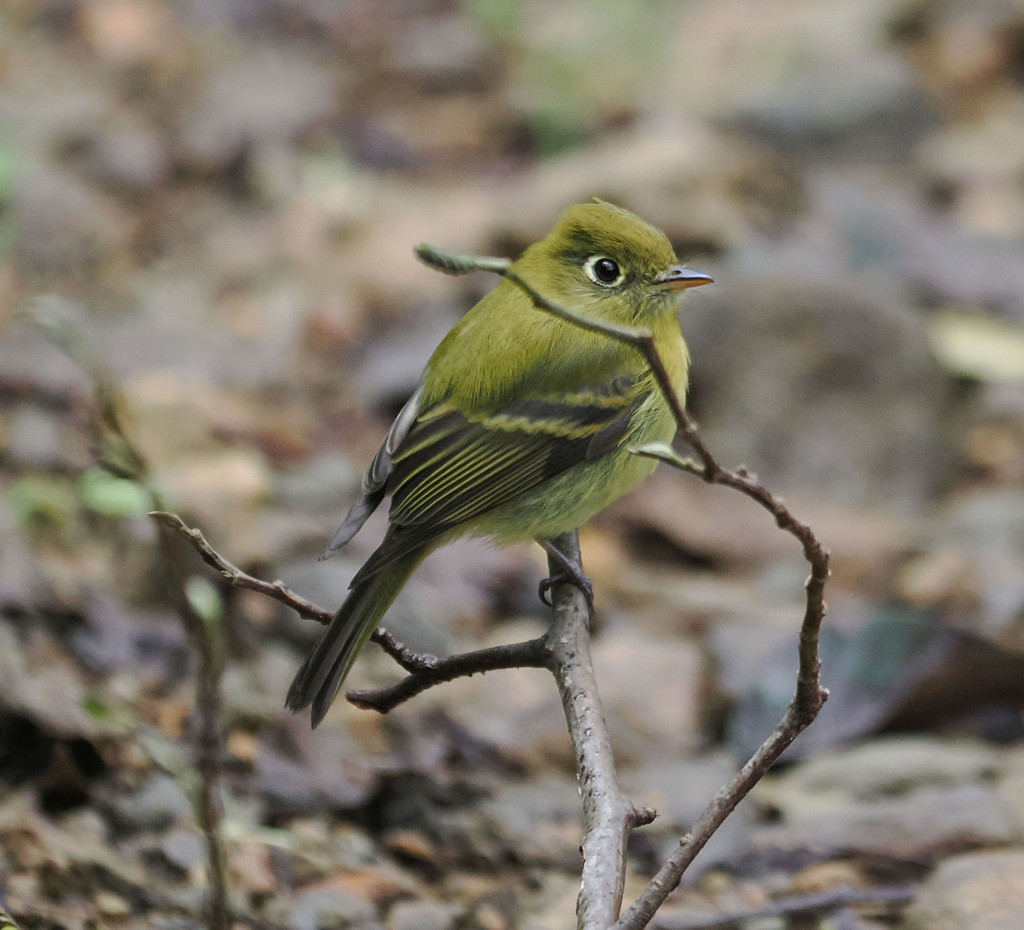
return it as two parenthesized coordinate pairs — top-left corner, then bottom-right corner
(537, 570), (594, 613)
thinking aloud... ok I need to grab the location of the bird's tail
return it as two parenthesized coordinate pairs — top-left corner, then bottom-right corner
(285, 551), (423, 727)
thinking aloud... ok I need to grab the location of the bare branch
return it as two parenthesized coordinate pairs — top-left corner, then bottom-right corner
(415, 245), (831, 928)
(347, 636), (546, 712)
(542, 532), (638, 928)
(149, 511), (334, 625)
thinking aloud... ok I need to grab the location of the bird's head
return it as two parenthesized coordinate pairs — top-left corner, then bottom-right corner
(517, 200), (712, 322)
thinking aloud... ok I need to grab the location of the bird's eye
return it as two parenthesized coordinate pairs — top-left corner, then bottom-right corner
(584, 255), (625, 287)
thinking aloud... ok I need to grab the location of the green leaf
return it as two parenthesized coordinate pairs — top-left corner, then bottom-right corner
(77, 467), (151, 517)
(185, 575), (224, 625)
(6, 475), (79, 529)
(82, 695), (112, 720)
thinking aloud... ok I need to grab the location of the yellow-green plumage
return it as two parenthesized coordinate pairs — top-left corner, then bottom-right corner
(286, 201), (711, 726)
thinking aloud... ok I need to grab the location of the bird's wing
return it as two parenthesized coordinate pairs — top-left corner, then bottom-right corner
(320, 386), (424, 560)
(347, 372), (645, 582)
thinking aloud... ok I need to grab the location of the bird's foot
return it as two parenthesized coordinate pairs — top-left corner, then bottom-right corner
(537, 541), (594, 613)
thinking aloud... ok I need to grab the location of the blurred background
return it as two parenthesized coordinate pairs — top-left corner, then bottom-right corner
(2, 0), (1024, 927)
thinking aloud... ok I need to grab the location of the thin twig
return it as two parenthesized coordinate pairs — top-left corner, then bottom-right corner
(348, 637), (547, 711)
(150, 512), (333, 624)
(37, 305), (233, 930)
(152, 520), (230, 930)
(150, 511), (474, 669)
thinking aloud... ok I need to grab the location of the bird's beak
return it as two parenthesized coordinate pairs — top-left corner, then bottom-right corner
(655, 265), (714, 291)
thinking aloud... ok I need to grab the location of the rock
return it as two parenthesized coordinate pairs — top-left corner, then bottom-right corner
(111, 774), (191, 833)
(723, 602), (1024, 760)
(685, 278), (954, 509)
(517, 872), (583, 930)
(763, 737), (1001, 798)
(727, 52), (935, 155)
(159, 829), (207, 874)
(11, 168), (133, 286)
(94, 890), (133, 917)
(84, 114), (170, 191)
(756, 781), (1015, 861)
(388, 899), (460, 930)
(439, 620), (569, 768)
(6, 403), (86, 471)
(907, 849), (1024, 930)
(480, 773), (582, 869)
(591, 626), (705, 765)
(389, 17), (489, 88)
(751, 738), (1017, 860)
(286, 886), (377, 930)
(620, 753), (750, 872)
(927, 489), (1024, 636)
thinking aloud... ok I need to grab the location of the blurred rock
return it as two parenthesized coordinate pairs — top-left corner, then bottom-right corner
(918, 92), (1024, 238)
(440, 626), (567, 768)
(388, 899), (460, 930)
(82, 114), (170, 192)
(11, 168), (134, 286)
(159, 829), (206, 874)
(924, 488), (1024, 638)
(80, 0), (175, 67)
(724, 602), (1024, 760)
(998, 747), (1024, 838)
(286, 885), (377, 930)
(765, 736), (1000, 797)
(518, 872), (583, 930)
(109, 773), (191, 833)
(0, 622), (114, 740)
(621, 753), (751, 873)
(592, 627), (704, 765)
(686, 278), (954, 508)
(0, 496), (48, 608)
(729, 52), (935, 156)
(480, 773), (582, 870)
(175, 46), (337, 173)
(752, 737), (1016, 860)
(907, 849), (1024, 930)
(5, 403), (85, 470)
(251, 709), (383, 814)
(390, 16), (489, 89)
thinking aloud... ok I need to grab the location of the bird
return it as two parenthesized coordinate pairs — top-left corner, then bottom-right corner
(286, 200), (712, 726)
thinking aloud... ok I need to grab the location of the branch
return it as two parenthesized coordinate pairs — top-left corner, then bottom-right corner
(150, 511), (333, 625)
(151, 509), (641, 924)
(149, 510), (506, 673)
(38, 302), (234, 930)
(347, 637), (546, 712)
(418, 244), (831, 929)
(152, 518), (230, 930)
(542, 532), (655, 928)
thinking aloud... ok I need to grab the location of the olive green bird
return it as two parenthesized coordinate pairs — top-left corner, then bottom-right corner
(286, 200), (712, 726)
